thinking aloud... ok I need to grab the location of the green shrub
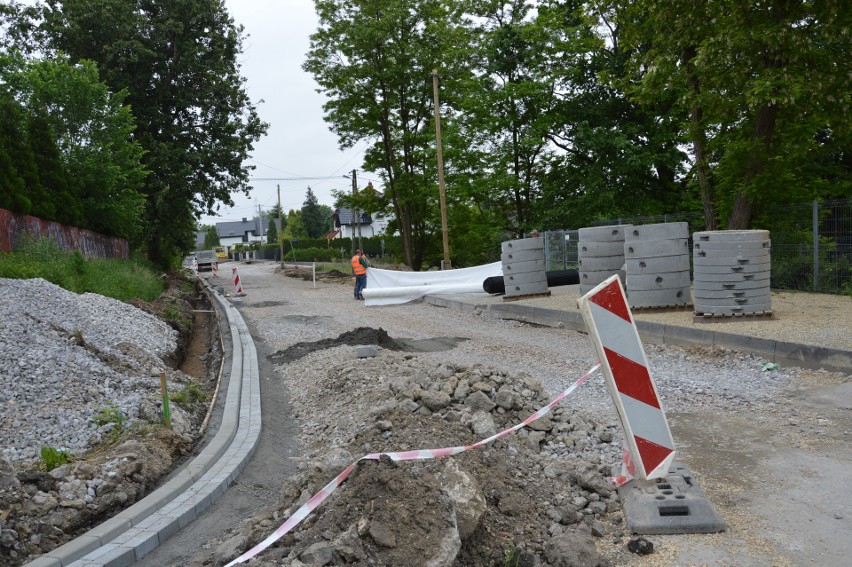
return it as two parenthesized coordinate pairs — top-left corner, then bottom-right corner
(93, 404), (127, 443)
(40, 446), (73, 472)
(171, 381), (205, 405)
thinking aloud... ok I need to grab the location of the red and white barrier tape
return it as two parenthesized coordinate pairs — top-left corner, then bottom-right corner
(608, 447), (637, 488)
(224, 362), (601, 566)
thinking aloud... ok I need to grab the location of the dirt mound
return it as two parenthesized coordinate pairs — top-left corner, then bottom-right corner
(268, 327), (408, 363)
(321, 269), (351, 278)
(198, 351), (615, 567)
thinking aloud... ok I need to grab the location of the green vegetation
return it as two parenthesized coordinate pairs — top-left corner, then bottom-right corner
(1, 1), (847, 273)
(504, 545), (520, 567)
(92, 404), (127, 443)
(0, 236), (163, 301)
(316, 261), (355, 274)
(171, 381), (205, 406)
(39, 445), (74, 472)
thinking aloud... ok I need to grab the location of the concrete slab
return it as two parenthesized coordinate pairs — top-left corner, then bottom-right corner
(356, 345), (379, 358)
(503, 258), (546, 273)
(625, 222), (689, 241)
(627, 271), (692, 289)
(625, 255), (690, 274)
(578, 240), (625, 256)
(618, 462), (726, 535)
(693, 252), (770, 265)
(501, 248), (545, 263)
(579, 256), (626, 271)
(693, 239), (771, 251)
(694, 230), (769, 242)
(579, 225), (631, 241)
(626, 239), (688, 257)
(501, 238), (545, 253)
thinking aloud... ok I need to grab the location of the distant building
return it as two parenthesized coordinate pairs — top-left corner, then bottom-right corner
(215, 217), (279, 250)
(330, 208), (390, 239)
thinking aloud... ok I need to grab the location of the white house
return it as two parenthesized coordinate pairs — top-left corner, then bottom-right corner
(330, 208), (390, 240)
(215, 217), (276, 250)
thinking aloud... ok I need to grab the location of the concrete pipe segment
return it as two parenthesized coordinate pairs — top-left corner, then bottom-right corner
(501, 238), (549, 298)
(692, 230), (772, 315)
(623, 223), (692, 309)
(578, 224), (630, 294)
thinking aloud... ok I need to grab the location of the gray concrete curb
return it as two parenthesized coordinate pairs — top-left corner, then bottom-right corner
(25, 283), (261, 567)
(424, 294), (851, 374)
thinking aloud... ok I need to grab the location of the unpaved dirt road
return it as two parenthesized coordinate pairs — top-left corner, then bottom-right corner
(138, 262), (850, 566)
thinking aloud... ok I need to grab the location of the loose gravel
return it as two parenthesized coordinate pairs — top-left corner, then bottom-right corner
(0, 277), (177, 465)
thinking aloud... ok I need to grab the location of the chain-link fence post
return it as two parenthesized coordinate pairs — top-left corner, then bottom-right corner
(813, 200), (819, 291)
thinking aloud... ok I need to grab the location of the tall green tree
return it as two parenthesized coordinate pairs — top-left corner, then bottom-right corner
(450, 0), (560, 237)
(25, 114), (64, 221)
(305, 0), (470, 269)
(5, 55), (146, 236)
(203, 225), (220, 248)
(301, 186), (325, 238)
(41, 0), (267, 267)
(526, 0), (687, 230)
(266, 216), (278, 247)
(618, 0), (851, 229)
(282, 209), (307, 240)
(0, 92), (32, 214)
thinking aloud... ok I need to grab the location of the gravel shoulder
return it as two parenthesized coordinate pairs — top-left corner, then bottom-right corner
(160, 262), (850, 566)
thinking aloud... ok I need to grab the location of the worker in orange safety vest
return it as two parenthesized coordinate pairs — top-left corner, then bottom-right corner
(351, 249), (371, 300)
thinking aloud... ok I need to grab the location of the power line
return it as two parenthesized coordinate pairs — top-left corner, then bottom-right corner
(249, 176), (345, 181)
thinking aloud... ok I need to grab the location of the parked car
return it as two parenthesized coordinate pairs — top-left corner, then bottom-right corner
(194, 249), (218, 272)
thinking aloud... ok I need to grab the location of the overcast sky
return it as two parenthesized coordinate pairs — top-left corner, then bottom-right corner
(199, 0), (375, 226)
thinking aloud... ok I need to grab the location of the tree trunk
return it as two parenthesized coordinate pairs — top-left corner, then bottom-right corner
(684, 46), (716, 231)
(728, 102), (778, 230)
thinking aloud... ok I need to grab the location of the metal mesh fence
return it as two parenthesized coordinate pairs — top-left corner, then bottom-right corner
(538, 197), (851, 294)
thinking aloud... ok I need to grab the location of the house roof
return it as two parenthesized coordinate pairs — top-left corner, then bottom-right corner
(322, 230), (341, 239)
(332, 208), (372, 226)
(216, 218), (262, 237)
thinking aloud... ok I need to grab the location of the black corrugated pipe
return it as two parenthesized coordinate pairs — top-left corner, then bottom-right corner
(482, 269), (579, 295)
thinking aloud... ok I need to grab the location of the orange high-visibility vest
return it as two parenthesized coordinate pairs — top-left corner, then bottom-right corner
(351, 254), (367, 276)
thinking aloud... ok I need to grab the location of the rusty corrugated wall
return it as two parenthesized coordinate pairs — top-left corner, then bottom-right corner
(0, 208), (129, 259)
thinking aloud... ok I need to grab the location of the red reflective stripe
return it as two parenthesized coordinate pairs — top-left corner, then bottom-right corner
(588, 279), (631, 322)
(634, 435), (673, 476)
(603, 347), (660, 409)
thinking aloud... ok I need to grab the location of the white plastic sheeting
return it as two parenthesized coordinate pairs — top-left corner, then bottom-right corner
(362, 262), (503, 306)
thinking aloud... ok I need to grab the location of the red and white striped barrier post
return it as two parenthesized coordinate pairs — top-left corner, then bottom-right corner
(232, 266), (244, 296)
(578, 274), (675, 481)
(212, 262), (218, 278)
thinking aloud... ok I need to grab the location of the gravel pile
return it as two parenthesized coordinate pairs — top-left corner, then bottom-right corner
(0, 277), (178, 465)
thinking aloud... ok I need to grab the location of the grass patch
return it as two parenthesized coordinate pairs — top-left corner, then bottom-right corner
(40, 446), (74, 472)
(171, 381), (205, 405)
(315, 261), (352, 273)
(92, 404), (127, 443)
(0, 236), (163, 301)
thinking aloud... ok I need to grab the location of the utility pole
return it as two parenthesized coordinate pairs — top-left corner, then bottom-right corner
(277, 185), (284, 268)
(352, 169), (362, 252)
(432, 69), (451, 269)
